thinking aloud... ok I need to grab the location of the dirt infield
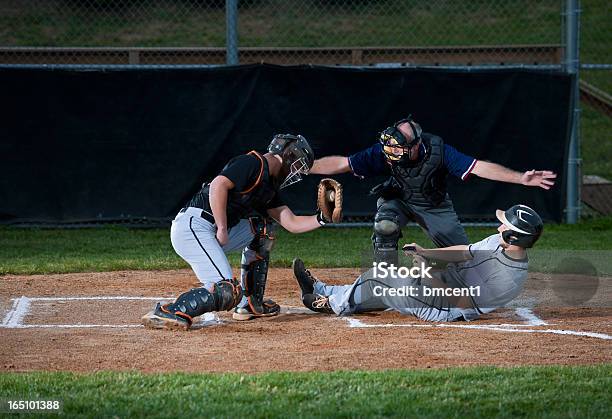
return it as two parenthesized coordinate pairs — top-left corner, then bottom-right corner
(1, 268), (610, 373)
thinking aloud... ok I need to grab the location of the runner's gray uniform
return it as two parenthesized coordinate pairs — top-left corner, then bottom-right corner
(314, 234), (528, 321)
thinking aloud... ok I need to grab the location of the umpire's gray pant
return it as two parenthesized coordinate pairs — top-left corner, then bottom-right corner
(170, 207), (254, 288)
(377, 195), (468, 247)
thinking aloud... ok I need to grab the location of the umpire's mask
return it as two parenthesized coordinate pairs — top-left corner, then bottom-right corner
(379, 116), (422, 166)
(268, 134), (315, 189)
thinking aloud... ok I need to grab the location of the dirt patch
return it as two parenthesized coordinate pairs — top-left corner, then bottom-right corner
(0, 269), (610, 373)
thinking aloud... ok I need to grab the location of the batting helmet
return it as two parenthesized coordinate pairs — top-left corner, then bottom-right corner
(496, 204), (543, 248)
(268, 134), (314, 189)
(379, 115), (422, 166)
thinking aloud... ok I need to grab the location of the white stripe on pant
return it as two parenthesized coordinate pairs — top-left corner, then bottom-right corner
(170, 207), (255, 289)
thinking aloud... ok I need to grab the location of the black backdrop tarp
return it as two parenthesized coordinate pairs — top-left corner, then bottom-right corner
(0, 65), (571, 223)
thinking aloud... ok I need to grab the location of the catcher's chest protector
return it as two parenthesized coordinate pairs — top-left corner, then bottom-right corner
(190, 151), (279, 226)
(391, 136), (447, 207)
(228, 151), (278, 215)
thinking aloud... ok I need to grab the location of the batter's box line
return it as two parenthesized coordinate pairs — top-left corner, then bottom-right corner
(0, 296), (176, 329)
(0, 296), (317, 329)
(341, 309), (612, 340)
(14, 296), (175, 302)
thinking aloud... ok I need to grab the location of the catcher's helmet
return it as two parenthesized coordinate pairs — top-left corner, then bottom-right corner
(496, 204), (543, 248)
(379, 115), (422, 166)
(268, 134), (314, 189)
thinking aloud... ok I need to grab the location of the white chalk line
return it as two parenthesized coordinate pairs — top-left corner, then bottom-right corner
(1, 298), (20, 326)
(16, 296), (175, 302)
(0, 295), (317, 329)
(1, 297), (609, 339)
(0, 296), (174, 329)
(515, 307), (548, 326)
(343, 309), (612, 340)
(2, 296), (31, 327)
(343, 317), (538, 329)
(5, 324), (144, 329)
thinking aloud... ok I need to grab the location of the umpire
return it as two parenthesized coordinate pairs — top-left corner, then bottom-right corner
(311, 116), (556, 263)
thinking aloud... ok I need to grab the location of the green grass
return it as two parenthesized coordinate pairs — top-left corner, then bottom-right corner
(581, 102), (612, 180)
(0, 0), (606, 63)
(0, 0), (562, 48)
(0, 366), (610, 418)
(1, 217), (611, 275)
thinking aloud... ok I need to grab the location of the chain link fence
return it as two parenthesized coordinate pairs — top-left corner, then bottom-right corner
(578, 0), (611, 218)
(236, 0), (563, 66)
(0, 0), (610, 220)
(0, 0), (228, 64)
(0, 0), (566, 66)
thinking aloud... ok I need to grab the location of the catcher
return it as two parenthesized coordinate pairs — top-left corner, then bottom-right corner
(293, 204), (542, 322)
(142, 134), (343, 330)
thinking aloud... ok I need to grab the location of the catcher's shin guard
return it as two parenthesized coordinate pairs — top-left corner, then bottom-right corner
(239, 217), (278, 317)
(147, 279), (242, 329)
(372, 210), (402, 266)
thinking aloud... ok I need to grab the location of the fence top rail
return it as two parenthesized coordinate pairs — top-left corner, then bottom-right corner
(0, 64), (566, 71)
(0, 44), (563, 53)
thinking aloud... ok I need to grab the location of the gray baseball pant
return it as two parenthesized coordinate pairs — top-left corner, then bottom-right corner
(170, 207), (255, 307)
(377, 196), (469, 247)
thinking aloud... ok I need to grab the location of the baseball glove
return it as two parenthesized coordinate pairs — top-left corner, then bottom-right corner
(317, 178), (343, 224)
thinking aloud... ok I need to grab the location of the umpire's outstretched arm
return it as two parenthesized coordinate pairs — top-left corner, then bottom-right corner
(471, 161), (557, 190)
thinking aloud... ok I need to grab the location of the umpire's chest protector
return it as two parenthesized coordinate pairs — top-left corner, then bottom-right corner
(391, 135), (447, 207)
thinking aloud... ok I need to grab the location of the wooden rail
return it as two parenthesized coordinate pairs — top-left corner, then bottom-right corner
(580, 80), (612, 117)
(0, 45), (562, 66)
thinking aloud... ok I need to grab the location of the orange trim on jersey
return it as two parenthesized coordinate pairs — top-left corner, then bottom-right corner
(241, 151), (265, 194)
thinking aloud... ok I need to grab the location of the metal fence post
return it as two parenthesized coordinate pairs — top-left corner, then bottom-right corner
(565, 0), (581, 223)
(226, 0), (239, 65)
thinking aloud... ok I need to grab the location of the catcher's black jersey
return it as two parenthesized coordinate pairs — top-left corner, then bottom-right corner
(185, 151), (284, 227)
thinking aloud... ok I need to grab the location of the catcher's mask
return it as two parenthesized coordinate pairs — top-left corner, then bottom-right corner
(268, 134), (314, 189)
(379, 115), (422, 166)
(496, 204), (543, 248)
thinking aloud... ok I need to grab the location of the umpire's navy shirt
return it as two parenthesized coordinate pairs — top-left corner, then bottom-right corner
(348, 135), (477, 181)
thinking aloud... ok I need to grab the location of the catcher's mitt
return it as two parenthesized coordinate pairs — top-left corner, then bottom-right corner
(317, 178), (343, 224)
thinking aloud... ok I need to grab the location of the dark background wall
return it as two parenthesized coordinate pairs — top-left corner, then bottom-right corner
(0, 65), (571, 223)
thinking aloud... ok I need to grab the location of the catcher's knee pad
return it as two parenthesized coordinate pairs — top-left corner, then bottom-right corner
(212, 279), (243, 311)
(372, 210), (402, 265)
(166, 279), (242, 319)
(240, 217), (276, 314)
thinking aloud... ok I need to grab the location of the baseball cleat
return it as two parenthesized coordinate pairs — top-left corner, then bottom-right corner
(141, 303), (192, 331)
(302, 293), (334, 314)
(292, 258), (317, 296)
(232, 299), (280, 321)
